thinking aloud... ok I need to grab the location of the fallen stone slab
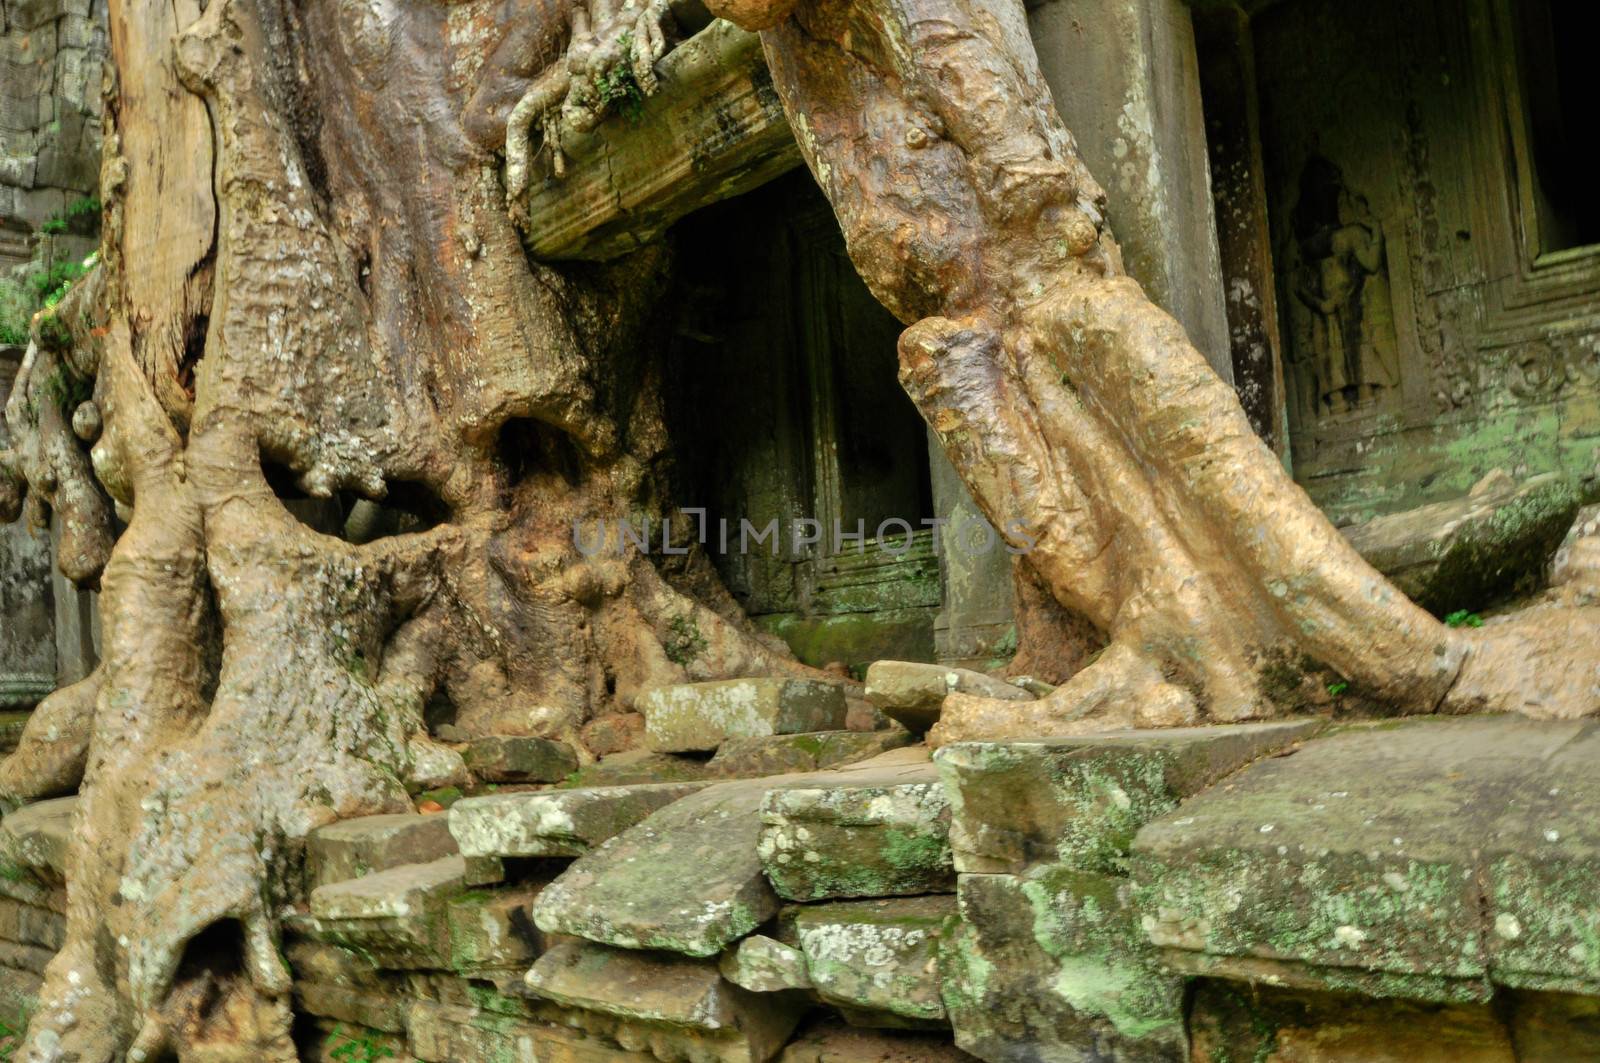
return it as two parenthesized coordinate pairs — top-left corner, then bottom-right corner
(306, 812), (459, 889)
(792, 896), (956, 1026)
(759, 767), (951, 900)
(709, 729), (913, 778)
(449, 781), (708, 859)
(533, 749), (933, 956)
(1341, 469), (1577, 615)
(936, 720), (1320, 876)
(720, 934), (812, 993)
(640, 678), (847, 753)
(525, 939), (805, 1062)
(461, 735), (579, 783)
(1132, 716), (1600, 1003)
(864, 661), (1031, 734)
(942, 865), (1185, 1062)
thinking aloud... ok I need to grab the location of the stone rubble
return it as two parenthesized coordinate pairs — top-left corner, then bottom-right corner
(4, 685), (1600, 1061)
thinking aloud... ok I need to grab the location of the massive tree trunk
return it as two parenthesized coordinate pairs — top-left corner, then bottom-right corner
(0, 0), (1596, 1057)
(711, 0), (1600, 742)
(1, 0), (816, 1057)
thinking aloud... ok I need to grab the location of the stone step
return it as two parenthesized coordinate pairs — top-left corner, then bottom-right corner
(305, 812), (458, 890)
(532, 748), (933, 957)
(448, 781), (708, 860)
(1131, 716), (1600, 1003)
(789, 896), (956, 1027)
(864, 661), (1031, 734)
(759, 766), (951, 901)
(639, 678), (848, 753)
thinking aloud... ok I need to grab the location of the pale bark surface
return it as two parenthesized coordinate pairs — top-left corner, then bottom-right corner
(710, 0), (1600, 740)
(0, 0), (1595, 1057)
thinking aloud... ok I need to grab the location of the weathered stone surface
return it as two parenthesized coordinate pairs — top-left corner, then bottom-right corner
(0, 795), (75, 882)
(937, 721), (1320, 875)
(864, 661), (1030, 734)
(461, 734), (579, 783)
(1187, 981), (1517, 1063)
(306, 812), (459, 889)
(792, 896), (955, 1026)
(942, 867), (1185, 1062)
(532, 777), (784, 956)
(759, 767), (951, 900)
(525, 940), (805, 1062)
(779, 1019), (979, 1062)
(449, 781), (707, 859)
(520, 21), (801, 261)
(406, 1000), (550, 1063)
(533, 749), (931, 956)
(302, 855), (465, 966)
(294, 980), (408, 1034)
(709, 729), (913, 778)
(445, 884), (546, 972)
(641, 678), (847, 753)
(1342, 470), (1578, 615)
(1132, 716), (1600, 1003)
(719, 934), (812, 994)
(563, 748), (714, 788)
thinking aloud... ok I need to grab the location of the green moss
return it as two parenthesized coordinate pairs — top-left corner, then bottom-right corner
(663, 613), (707, 667)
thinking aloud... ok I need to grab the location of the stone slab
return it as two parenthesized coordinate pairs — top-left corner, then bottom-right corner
(306, 812), (459, 889)
(1342, 471), (1577, 615)
(449, 781), (707, 859)
(779, 1019), (980, 1062)
(461, 735), (579, 783)
(792, 896), (956, 1026)
(524, 940), (804, 1062)
(863, 661), (1030, 734)
(709, 729), (913, 778)
(720, 934), (811, 994)
(533, 749), (932, 957)
(759, 767), (952, 900)
(1132, 716), (1600, 1002)
(641, 678), (847, 753)
(936, 720), (1320, 875)
(942, 866), (1185, 1062)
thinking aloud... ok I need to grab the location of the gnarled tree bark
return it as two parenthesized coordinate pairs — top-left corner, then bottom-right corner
(705, 0), (1600, 741)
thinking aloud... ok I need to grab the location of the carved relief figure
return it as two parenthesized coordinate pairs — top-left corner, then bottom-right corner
(1291, 156), (1400, 416)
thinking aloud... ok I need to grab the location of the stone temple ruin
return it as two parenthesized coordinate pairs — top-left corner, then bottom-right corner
(3, 0), (1600, 1059)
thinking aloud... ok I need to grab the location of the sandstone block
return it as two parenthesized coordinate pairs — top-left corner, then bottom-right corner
(937, 720), (1320, 875)
(640, 678), (846, 753)
(533, 750), (932, 957)
(942, 866), (1185, 1061)
(449, 781), (706, 859)
(709, 729), (913, 778)
(864, 661), (1030, 733)
(461, 734), (579, 782)
(720, 934), (812, 993)
(1131, 717), (1600, 1002)
(759, 769), (951, 900)
(306, 812), (458, 889)
(792, 896), (956, 1026)
(525, 940), (805, 1062)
